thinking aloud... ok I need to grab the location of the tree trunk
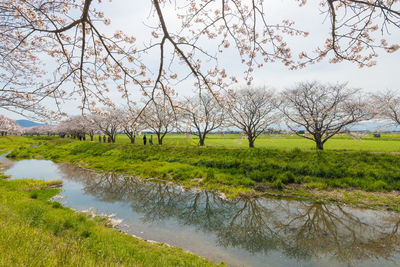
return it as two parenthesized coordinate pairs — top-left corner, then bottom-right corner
(90, 135), (94, 141)
(249, 140), (254, 148)
(158, 134), (163, 145)
(130, 136), (135, 144)
(316, 140), (324, 150)
(199, 132), (207, 146)
(248, 135), (255, 148)
(199, 137), (205, 146)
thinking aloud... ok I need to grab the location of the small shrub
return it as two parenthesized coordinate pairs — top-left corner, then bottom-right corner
(248, 170), (264, 182)
(27, 206), (44, 227)
(279, 172), (295, 184)
(271, 179), (284, 190)
(81, 230), (92, 238)
(77, 215), (87, 222)
(294, 176), (303, 184)
(62, 220), (73, 229)
(366, 180), (388, 192)
(206, 169), (215, 180)
(52, 201), (62, 209)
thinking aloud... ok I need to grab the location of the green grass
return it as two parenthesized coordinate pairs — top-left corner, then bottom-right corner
(7, 133), (400, 152)
(7, 138), (400, 197)
(97, 133), (400, 152)
(0, 135), (50, 153)
(0, 172), (218, 266)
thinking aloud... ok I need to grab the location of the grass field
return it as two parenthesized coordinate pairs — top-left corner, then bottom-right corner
(96, 133), (400, 152)
(0, 169), (218, 266)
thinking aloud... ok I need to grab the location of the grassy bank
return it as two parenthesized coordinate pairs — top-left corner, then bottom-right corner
(7, 138), (400, 194)
(0, 171), (218, 266)
(0, 135), (51, 153)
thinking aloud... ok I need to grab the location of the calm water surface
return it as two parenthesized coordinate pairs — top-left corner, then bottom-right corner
(1, 155), (400, 267)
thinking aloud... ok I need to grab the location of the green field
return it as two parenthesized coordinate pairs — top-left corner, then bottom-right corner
(97, 133), (400, 152)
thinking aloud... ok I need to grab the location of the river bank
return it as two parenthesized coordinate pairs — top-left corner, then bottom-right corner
(0, 163), (219, 266)
(5, 137), (400, 212)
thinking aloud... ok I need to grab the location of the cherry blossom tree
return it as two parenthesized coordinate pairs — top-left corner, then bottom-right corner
(22, 126), (38, 136)
(141, 96), (176, 145)
(181, 93), (225, 146)
(118, 107), (144, 144)
(0, 115), (21, 135)
(225, 87), (279, 148)
(372, 90), (400, 127)
(52, 122), (68, 138)
(1, 0), (399, 117)
(82, 115), (100, 141)
(91, 110), (121, 143)
(40, 125), (57, 136)
(280, 81), (372, 150)
(23, 125), (49, 136)
(56, 118), (75, 138)
(56, 117), (85, 138)
(55, 115), (99, 139)
(69, 117), (86, 138)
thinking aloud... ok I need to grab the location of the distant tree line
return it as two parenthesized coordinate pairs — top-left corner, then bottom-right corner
(6, 81), (400, 150)
(0, 115), (22, 136)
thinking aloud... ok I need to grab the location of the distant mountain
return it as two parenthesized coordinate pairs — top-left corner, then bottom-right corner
(16, 120), (45, 128)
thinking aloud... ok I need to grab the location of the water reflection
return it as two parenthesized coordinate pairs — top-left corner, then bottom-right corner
(57, 164), (400, 265)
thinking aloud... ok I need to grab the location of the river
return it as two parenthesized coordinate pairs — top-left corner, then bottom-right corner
(1, 155), (399, 266)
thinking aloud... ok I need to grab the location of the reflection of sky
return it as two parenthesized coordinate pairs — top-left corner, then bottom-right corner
(3, 1), (400, 120)
(2, 158), (400, 267)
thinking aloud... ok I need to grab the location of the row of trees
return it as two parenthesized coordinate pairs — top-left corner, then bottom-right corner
(0, 115), (22, 135)
(30, 81), (396, 150)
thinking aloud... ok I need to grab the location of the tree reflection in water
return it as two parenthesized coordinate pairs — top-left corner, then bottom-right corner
(58, 164), (400, 265)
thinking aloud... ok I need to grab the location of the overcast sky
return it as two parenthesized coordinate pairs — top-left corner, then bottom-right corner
(3, 0), (400, 120)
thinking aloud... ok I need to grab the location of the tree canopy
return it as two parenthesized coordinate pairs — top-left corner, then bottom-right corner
(1, 0), (399, 118)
